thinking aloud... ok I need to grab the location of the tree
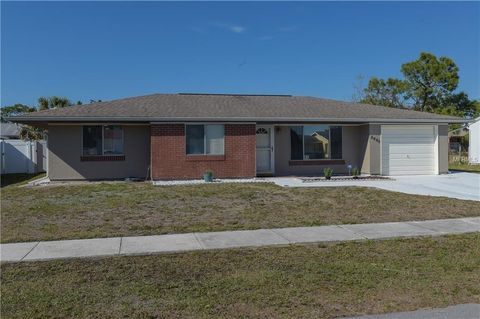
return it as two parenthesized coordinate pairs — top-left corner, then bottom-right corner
(0, 103), (43, 140)
(19, 125), (44, 140)
(0, 104), (36, 121)
(359, 52), (474, 117)
(401, 52), (459, 112)
(38, 96), (72, 110)
(351, 75), (366, 102)
(362, 77), (408, 109)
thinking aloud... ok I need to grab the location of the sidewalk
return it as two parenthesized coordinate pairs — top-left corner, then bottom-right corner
(345, 304), (480, 319)
(2, 217), (479, 263)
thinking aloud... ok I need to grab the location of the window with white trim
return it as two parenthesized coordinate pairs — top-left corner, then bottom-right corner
(290, 125), (342, 160)
(186, 124), (225, 155)
(82, 125), (124, 155)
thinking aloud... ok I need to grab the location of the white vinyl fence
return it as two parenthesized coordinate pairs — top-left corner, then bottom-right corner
(0, 140), (47, 174)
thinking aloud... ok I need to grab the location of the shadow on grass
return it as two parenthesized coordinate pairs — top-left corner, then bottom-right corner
(1, 173), (46, 188)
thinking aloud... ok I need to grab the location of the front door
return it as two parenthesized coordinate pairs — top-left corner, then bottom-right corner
(256, 126), (274, 175)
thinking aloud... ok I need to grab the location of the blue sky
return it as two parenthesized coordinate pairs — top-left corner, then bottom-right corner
(1, 1), (479, 107)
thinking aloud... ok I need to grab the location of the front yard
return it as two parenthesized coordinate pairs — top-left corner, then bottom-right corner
(2, 234), (479, 318)
(1, 180), (479, 243)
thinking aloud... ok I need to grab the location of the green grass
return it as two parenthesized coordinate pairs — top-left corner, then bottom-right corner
(449, 163), (480, 173)
(2, 234), (479, 318)
(2, 182), (480, 243)
(0, 173), (45, 188)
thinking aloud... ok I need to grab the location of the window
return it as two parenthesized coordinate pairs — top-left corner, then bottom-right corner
(290, 125), (342, 160)
(330, 126), (343, 159)
(290, 126), (303, 160)
(186, 124), (224, 155)
(82, 125), (124, 156)
(304, 125), (329, 159)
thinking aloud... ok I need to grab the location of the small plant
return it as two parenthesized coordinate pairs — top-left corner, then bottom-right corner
(203, 169), (214, 182)
(352, 167), (361, 179)
(323, 167), (333, 180)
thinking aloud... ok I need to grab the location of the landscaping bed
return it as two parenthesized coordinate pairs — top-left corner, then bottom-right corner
(302, 175), (392, 182)
(1, 234), (479, 318)
(2, 181), (480, 243)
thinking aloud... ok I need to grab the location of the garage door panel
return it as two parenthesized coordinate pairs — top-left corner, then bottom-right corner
(384, 146), (435, 154)
(384, 150), (435, 156)
(387, 154), (434, 161)
(382, 125), (437, 176)
(382, 127), (435, 135)
(381, 138), (435, 144)
(387, 157), (434, 163)
(388, 167), (436, 173)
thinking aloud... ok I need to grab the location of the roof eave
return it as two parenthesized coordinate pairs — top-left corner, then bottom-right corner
(7, 116), (468, 124)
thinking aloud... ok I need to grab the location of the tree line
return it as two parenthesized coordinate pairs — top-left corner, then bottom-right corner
(0, 97), (102, 139)
(353, 52), (479, 119)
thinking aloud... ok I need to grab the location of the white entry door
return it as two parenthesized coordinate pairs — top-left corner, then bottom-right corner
(381, 125), (437, 175)
(256, 126), (274, 175)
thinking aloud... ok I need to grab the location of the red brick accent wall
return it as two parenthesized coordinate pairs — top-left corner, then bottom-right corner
(151, 124), (256, 180)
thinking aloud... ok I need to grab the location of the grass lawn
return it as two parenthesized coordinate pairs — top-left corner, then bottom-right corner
(2, 234), (479, 318)
(2, 181), (480, 243)
(449, 163), (480, 173)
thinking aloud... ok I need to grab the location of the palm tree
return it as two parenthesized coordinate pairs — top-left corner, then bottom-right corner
(38, 96), (72, 110)
(19, 125), (44, 140)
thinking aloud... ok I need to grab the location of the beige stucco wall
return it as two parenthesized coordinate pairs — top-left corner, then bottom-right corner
(48, 125), (150, 180)
(273, 125), (368, 176)
(438, 124), (449, 174)
(368, 124), (382, 175)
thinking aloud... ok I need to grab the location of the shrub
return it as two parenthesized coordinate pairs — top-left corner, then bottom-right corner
(352, 167), (361, 179)
(323, 167), (333, 180)
(203, 169), (214, 182)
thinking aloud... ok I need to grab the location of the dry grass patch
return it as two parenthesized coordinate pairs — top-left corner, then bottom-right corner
(2, 182), (479, 243)
(1, 234), (479, 318)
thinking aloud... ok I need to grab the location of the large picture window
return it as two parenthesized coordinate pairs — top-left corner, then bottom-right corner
(82, 125), (124, 156)
(290, 125), (342, 160)
(186, 124), (225, 155)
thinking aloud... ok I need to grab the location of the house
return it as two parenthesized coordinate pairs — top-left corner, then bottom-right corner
(9, 93), (466, 180)
(0, 122), (21, 139)
(469, 117), (480, 164)
(448, 126), (469, 153)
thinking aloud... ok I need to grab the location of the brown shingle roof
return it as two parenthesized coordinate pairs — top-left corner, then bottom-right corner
(10, 93), (464, 123)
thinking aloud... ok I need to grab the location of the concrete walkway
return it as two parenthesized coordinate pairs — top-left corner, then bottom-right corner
(272, 172), (480, 201)
(1, 217), (479, 263)
(345, 303), (480, 319)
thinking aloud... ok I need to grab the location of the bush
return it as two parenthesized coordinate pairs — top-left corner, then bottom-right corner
(351, 167), (360, 179)
(323, 167), (333, 180)
(203, 169), (214, 182)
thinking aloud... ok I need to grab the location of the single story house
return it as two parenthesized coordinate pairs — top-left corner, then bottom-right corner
(10, 93), (466, 180)
(469, 117), (480, 164)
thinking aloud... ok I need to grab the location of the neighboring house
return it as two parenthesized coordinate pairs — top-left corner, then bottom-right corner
(469, 117), (480, 164)
(0, 122), (21, 139)
(9, 93), (466, 180)
(448, 126), (469, 153)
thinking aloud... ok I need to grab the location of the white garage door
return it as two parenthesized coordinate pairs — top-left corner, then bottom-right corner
(381, 125), (437, 176)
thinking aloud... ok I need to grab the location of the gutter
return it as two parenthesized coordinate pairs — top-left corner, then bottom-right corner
(7, 116), (470, 124)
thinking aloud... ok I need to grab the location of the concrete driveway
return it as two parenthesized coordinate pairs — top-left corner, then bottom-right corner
(272, 172), (480, 201)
